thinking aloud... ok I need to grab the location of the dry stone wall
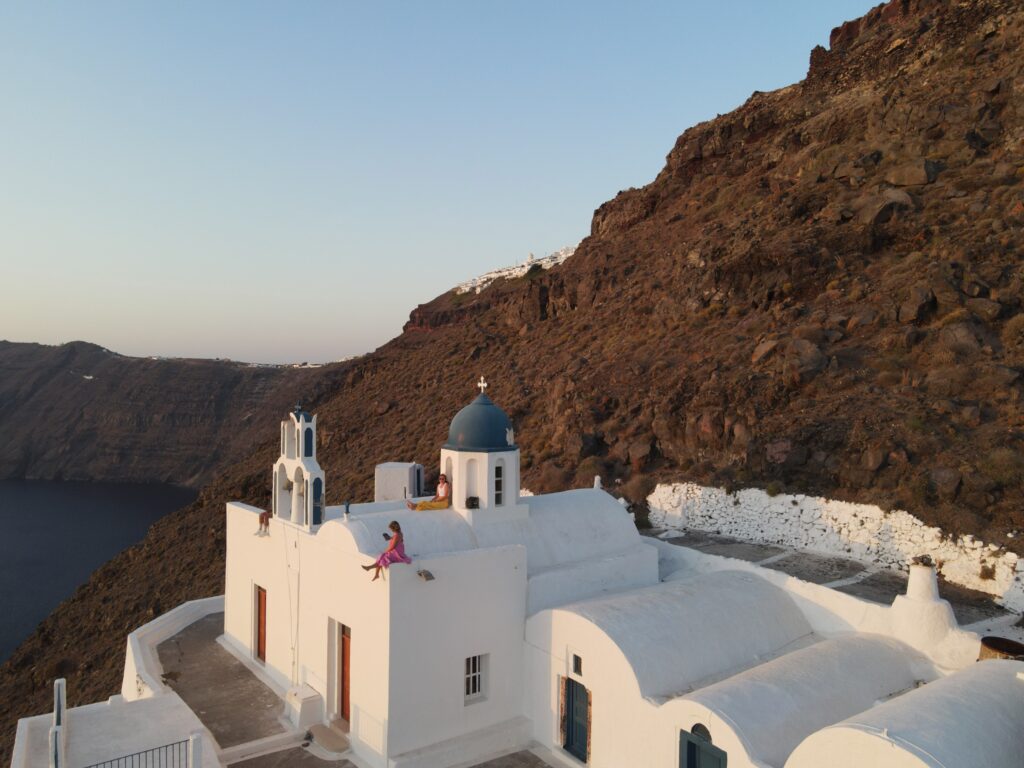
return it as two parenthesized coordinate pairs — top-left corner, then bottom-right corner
(648, 483), (1024, 613)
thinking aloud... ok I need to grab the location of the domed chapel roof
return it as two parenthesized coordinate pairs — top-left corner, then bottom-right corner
(443, 392), (517, 453)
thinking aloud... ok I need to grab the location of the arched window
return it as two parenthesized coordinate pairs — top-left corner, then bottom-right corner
(276, 465), (290, 518)
(680, 724), (725, 768)
(312, 478), (324, 525)
(465, 458), (478, 503)
(494, 461), (504, 506)
(293, 468), (306, 524)
(304, 427), (314, 458)
(691, 724), (712, 743)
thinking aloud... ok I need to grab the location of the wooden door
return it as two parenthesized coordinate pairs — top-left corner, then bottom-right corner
(563, 678), (589, 762)
(340, 625), (351, 722)
(256, 586), (267, 662)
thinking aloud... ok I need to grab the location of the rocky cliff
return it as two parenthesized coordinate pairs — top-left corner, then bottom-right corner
(3, 0), (1024, 758)
(0, 341), (349, 486)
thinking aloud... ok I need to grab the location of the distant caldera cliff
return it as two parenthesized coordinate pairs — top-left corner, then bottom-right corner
(0, 340), (350, 487)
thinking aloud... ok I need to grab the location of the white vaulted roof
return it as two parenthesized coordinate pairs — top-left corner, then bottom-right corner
(685, 634), (936, 768)
(557, 570), (817, 699)
(786, 659), (1024, 768)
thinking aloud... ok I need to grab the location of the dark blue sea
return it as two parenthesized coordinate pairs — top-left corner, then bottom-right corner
(0, 480), (196, 663)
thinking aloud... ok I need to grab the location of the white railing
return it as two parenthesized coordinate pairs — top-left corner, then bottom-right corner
(80, 733), (202, 768)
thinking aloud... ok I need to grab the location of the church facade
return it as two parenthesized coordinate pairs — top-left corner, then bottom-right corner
(220, 383), (1024, 768)
(11, 382), (1024, 768)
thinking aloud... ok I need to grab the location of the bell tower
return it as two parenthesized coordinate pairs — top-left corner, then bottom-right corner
(272, 405), (326, 529)
(439, 378), (527, 526)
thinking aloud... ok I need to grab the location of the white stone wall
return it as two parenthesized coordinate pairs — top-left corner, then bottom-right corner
(647, 483), (1024, 613)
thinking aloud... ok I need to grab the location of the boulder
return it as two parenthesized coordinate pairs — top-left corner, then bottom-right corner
(898, 285), (935, 323)
(966, 297), (1002, 321)
(930, 279), (962, 311)
(862, 445), (888, 472)
(885, 159), (940, 186)
(784, 339), (828, 382)
(751, 339), (779, 364)
(766, 440), (792, 464)
(938, 322), (981, 355)
(930, 467), (962, 500)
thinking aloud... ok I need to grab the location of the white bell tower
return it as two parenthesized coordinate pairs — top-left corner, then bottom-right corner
(439, 378), (527, 526)
(272, 405), (326, 530)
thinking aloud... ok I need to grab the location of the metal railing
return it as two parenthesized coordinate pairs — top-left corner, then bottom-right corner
(82, 739), (190, 768)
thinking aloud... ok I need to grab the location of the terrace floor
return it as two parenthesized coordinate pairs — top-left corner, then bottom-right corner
(648, 528), (1019, 631)
(232, 747), (554, 767)
(157, 612), (287, 749)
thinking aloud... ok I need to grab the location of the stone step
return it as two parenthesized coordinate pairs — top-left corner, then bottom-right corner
(219, 730), (306, 765)
(308, 723), (351, 755)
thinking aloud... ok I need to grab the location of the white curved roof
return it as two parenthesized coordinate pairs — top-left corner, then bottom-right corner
(559, 570), (816, 699)
(686, 634), (935, 768)
(320, 488), (642, 575)
(787, 659), (1024, 768)
(473, 489), (643, 573)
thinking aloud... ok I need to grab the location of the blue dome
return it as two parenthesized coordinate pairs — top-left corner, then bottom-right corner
(443, 393), (517, 452)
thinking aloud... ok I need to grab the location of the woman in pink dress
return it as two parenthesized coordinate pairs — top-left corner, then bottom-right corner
(362, 520), (411, 581)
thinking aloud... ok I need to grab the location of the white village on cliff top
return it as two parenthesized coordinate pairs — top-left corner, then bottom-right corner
(11, 381), (1024, 768)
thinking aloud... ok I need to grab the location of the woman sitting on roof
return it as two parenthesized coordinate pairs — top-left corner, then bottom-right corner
(362, 520), (412, 581)
(406, 473), (450, 511)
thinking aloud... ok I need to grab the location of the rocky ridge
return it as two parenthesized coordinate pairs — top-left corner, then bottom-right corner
(0, 341), (349, 487)
(3, 0), (1024, 758)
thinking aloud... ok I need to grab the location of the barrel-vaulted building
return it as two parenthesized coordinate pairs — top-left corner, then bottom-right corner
(218, 381), (1024, 768)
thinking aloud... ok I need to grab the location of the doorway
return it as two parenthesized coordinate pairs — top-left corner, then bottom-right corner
(338, 624), (351, 723)
(563, 677), (589, 762)
(255, 585), (267, 662)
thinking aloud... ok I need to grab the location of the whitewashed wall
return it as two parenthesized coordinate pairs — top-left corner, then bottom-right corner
(224, 502), (393, 768)
(386, 546), (528, 762)
(648, 483), (1024, 612)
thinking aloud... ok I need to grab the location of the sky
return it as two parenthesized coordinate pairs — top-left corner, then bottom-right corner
(0, 1), (875, 364)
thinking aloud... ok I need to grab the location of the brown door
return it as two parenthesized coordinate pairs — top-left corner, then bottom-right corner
(340, 625), (351, 721)
(256, 586), (267, 662)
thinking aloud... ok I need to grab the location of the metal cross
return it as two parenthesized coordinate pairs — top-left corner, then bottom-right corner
(477, 376), (488, 394)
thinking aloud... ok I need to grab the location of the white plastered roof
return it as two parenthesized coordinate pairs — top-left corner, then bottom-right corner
(685, 634), (937, 768)
(557, 570), (817, 699)
(320, 488), (642, 575)
(787, 659), (1024, 768)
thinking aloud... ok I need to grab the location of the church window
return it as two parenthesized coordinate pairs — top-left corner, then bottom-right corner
(573, 654), (583, 676)
(464, 654), (488, 704)
(303, 427), (313, 458)
(494, 463), (504, 506)
(312, 478), (323, 525)
(680, 725), (726, 768)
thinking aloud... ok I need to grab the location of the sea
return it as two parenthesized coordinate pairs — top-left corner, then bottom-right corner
(0, 480), (196, 663)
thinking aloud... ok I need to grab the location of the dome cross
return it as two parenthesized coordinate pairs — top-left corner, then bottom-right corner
(477, 376), (488, 394)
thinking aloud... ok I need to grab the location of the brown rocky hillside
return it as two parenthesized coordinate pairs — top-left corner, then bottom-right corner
(4, 0), (1024, 758)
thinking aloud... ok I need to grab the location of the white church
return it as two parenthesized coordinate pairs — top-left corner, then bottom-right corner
(11, 381), (1024, 768)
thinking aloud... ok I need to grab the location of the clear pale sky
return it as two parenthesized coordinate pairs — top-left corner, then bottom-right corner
(0, 1), (873, 364)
